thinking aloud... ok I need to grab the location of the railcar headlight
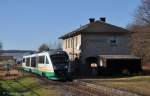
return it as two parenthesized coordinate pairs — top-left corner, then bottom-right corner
(65, 65), (68, 69)
(53, 66), (57, 70)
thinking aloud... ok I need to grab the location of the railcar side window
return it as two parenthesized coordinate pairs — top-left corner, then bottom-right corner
(46, 57), (49, 64)
(23, 58), (25, 63)
(31, 57), (36, 67)
(26, 58), (30, 66)
(38, 56), (45, 64)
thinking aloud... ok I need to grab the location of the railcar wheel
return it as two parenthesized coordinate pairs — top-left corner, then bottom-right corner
(42, 72), (46, 77)
(29, 69), (32, 73)
(122, 69), (130, 75)
(66, 72), (73, 82)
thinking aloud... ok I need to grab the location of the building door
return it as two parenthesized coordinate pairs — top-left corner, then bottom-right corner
(85, 57), (98, 75)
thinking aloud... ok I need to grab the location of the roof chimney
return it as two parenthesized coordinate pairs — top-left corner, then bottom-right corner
(100, 17), (106, 22)
(89, 18), (95, 23)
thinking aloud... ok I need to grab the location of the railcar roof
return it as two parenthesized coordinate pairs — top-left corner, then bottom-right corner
(48, 50), (67, 55)
(23, 50), (67, 58)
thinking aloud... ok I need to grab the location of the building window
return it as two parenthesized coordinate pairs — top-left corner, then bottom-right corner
(69, 38), (72, 48)
(75, 37), (78, 48)
(67, 39), (69, 48)
(71, 38), (73, 48)
(68, 39), (70, 48)
(110, 39), (118, 46)
(65, 40), (67, 48)
(109, 36), (118, 46)
(110, 39), (116, 43)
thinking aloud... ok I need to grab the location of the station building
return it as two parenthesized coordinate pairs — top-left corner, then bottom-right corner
(59, 18), (141, 75)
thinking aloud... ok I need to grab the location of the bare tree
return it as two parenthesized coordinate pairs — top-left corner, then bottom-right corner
(0, 42), (2, 50)
(131, 26), (150, 64)
(55, 40), (62, 50)
(38, 43), (50, 52)
(51, 41), (62, 50)
(129, 0), (150, 65)
(0, 42), (3, 56)
(134, 0), (150, 26)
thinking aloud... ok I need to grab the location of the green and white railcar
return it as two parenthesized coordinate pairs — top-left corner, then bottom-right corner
(22, 50), (69, 80)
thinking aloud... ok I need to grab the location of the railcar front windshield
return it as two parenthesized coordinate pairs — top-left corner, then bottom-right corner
(50, 54), (68, 65)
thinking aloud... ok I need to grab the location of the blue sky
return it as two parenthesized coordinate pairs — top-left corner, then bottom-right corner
(0, 0), (141, 50)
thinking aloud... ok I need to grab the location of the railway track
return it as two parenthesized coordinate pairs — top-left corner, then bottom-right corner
(39, 78), (108, 96)
(0, 66), (108, 96)
(63, 81), (108, 96)
(1, 66), (143, 96)
(20, 70), (108, 96)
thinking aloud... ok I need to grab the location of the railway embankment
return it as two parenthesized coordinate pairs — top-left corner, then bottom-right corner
(1, 65), (150, 96)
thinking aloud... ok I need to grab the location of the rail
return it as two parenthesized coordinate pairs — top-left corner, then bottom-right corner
(17, 68), (108, 96)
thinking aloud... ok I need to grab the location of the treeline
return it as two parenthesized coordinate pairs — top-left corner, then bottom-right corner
(38, 41), (62, 52)
(0, 42), (2, 50)
(129, 0), (150, 65)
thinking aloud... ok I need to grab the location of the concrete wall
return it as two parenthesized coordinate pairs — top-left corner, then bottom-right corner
(81, 33), (131, 63)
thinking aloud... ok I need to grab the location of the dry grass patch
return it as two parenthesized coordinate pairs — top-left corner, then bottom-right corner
(84, 76), (150, 96)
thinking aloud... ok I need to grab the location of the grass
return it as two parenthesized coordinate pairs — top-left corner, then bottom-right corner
(84, 76), (150, 96)
(0, 77), (60, 96)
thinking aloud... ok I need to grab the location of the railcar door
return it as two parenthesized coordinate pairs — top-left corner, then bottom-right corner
(38, 55), (54, 76)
